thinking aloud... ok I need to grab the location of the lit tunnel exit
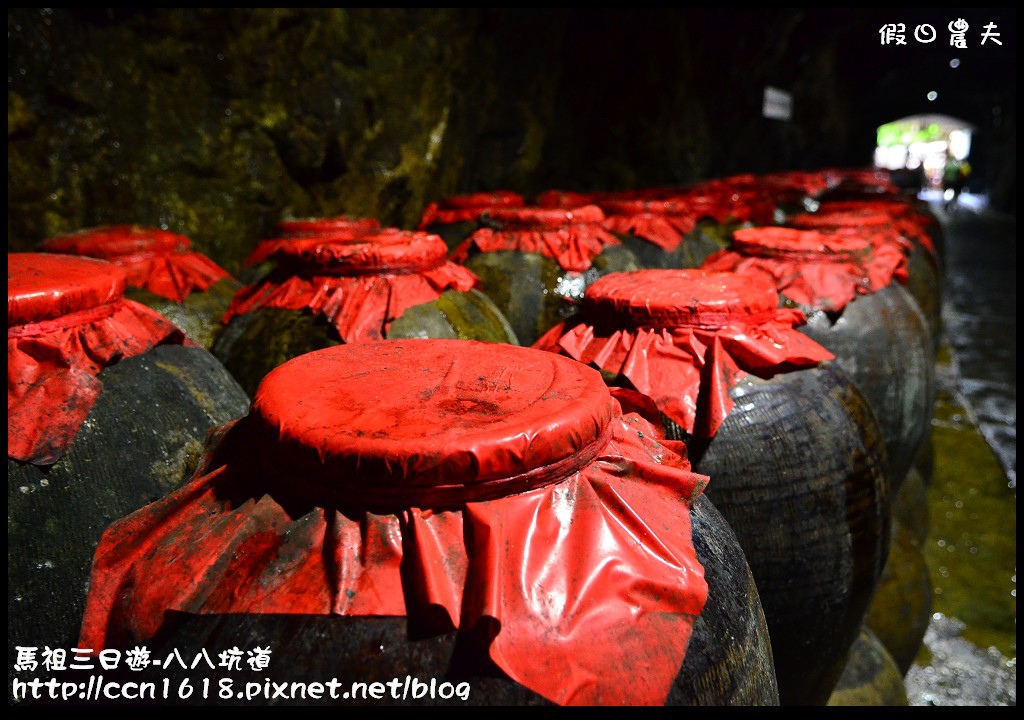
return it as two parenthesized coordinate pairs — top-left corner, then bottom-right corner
(874, 113), (976, 197)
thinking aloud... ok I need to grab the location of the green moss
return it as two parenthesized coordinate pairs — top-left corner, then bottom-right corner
(924, 419), (1017, 658)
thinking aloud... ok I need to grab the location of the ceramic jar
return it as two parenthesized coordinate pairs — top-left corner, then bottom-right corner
(212, 229), (518, 397)
(8, 252), (249, 663)
(534, 268), (891, 706)
(39, 224), (241, 351)
(450, 204), (640, 347)
(75, 339), (778, 706)
(417, 190), (526, 253)
(703, 225), (935, 495)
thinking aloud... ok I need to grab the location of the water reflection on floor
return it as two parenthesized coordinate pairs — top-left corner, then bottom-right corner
(902, 194), (1016, 706)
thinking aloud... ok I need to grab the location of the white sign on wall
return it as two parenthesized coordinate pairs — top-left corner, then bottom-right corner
(763, 86), (792, 121)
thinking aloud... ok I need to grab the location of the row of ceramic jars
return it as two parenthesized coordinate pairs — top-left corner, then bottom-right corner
(8, 251), (777, 705)
(13, 166), (938, 706)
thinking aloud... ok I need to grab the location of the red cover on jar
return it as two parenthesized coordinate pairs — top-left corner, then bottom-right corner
(819, 166), (899, 195)
(600, 197), (700, 251)
(532, 189), (608, 209)
(78, 339), (710, 706)
(276, 214), (382, 238)
(417, 190), (526, 229)
(242, 215), (385, 267)
(794, 200), (936, 255)
(223, 231), (480, 343)
(702, 226), (908, 312)
(533, 269), (833, 441)
(40, 225), (232, 304)
(450, 205), (621, 273)
(757, 170), (834, 199)
(676, 177), (783, 226)
(8, 253), (190, 465)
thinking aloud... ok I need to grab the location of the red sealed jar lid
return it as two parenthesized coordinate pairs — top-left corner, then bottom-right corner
(599, 197), (692, 217)
(40, 225), (191, 259)
(9, 253), (188, 465)
(483, 204), (606, 228)
(732, 226), (872, 261)
(452, 204), (620, 272)
(274, 230), (449, 275)
(583, 269), (781, 330)
(8, 253), (126, 325)
(789, 210), (895, 228)
(535, 267), (833, 442)
(246, 218), (380, 266)
(275, 215), (382, 239)
(436, 190), (524, 210)
(39, 225), (232, 304)
(251, 338), (616, 504)
(77, 336), (710, 705)
(418, 190), (526, 229)
(532, 189), (604, 208)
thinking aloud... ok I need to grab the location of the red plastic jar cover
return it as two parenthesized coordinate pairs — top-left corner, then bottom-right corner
(787, 209), (920, 257)
(820, 166), (899, 195)
(245, 216), (384, 267)
(450, 205), (621, 273)
(276, 214), (382, 238)
(40, 225), (232, 304)
(702, 226), (908, 312)
(600, 197), (701, 251)
(417, 189), (526, 229)
(8, 253), (190, 465)
(223, 230), (479, 343)
(531, 188), (607, 209)
(533, 269), (833, 441)
(78, 339), (710, 706)
(800, 199), (936, 255)
(675, 181), (779, 226)
(757, 170), (833, 198)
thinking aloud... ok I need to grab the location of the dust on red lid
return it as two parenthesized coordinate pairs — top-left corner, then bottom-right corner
(437, 190), (525, 209)
(273, 230), (449, 274)
(40, 225), (191, 258)
(582, 268), (781, 329)
(248, 339), (616, 500)
(732, 226), (872, 260)
(275, 215), (382, 238)
(8, 253), (126, 326)
(483, 204), (605, 228)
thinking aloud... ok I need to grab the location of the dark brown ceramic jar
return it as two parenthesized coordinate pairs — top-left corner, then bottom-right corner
(534, 268), (891, 706)
(786, 200), (943, 356)
(7, 252), (250, 668)
(212, 230), (518, 397)
(703, 225), (936, 496)
(74, 339), (778, 706)
(450, 204), (640, 347)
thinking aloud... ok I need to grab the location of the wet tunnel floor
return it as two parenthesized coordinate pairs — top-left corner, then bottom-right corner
(902, 196), (1016, 707)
